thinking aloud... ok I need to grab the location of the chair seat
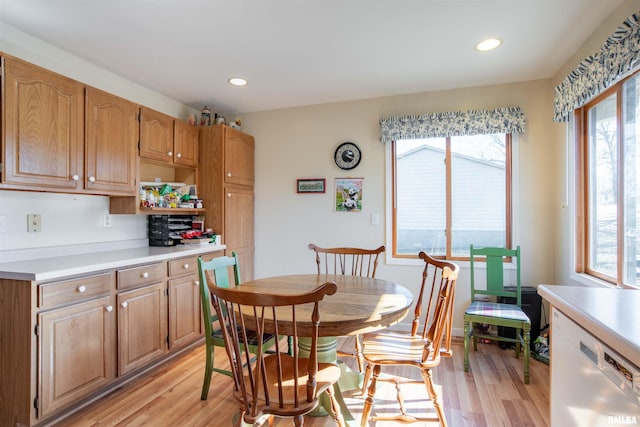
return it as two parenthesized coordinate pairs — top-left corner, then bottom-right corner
(465, 301), (530, 322)
(361, 331), (434, 366)
(245, 354), (341, 406)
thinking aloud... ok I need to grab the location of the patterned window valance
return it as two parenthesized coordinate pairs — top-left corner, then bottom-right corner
(554, 11), (640, 122)
(379, 107), (526, 143)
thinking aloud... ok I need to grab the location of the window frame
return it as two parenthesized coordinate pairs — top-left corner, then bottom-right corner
(576, 70), (640, 288)
(387, 133), (514, 262)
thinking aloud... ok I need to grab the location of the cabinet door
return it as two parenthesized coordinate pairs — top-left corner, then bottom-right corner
(224, 127), (254, 187)
(168, 275), (201, 349)
(174, 120), (199, 168)
(85, 87), (139, 195)
(224, 185), (254, 280)
(139, 107), (174, 164)
(117, 283), (167, 375)
(39, 295), (116, 418)
(2, 56), (84, 190)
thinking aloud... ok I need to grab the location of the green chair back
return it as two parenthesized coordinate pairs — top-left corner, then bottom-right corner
(197, 252), (241, 398)
(469, 245), (521, 306)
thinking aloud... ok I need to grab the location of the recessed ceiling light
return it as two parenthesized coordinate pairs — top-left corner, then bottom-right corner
(476, 38), (501, 52)
(228, 77), (248, 86)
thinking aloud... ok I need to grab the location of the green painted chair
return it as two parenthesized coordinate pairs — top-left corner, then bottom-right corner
(197, 252), (277, 400)
(463, 245), (531, 384)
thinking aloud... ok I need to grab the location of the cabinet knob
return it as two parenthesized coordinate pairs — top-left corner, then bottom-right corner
(77, 285), (87, 293)
(72, 174), (80, 181)
(194, 280), (199, 286)
(227, 172), (232, 178)
(105, 305), (113, 312)
(176, 153), (182, 158)
(167, 151), (173, 157)
(142, 271), (149, 278)
(88, 176), (96, 183)
(182, 263), (189, 270)
(121, 301), (128, 308)
(227, 193), (231, 198)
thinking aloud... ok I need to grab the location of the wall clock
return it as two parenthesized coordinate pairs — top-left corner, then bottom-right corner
(334, 142), (362, 170)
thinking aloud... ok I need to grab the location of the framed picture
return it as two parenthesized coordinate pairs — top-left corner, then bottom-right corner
(297, 178), (326, 194)
(335, 177), (363, 212)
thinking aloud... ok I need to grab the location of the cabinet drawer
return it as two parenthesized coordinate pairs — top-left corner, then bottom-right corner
(117, 263), (165, 289)
(38, 272), (114, 309)
(168, 256), (199, 277)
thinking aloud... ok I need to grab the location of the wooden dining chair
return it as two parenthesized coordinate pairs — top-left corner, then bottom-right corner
(197, 253), (278, 400)
(208, 280), (346, 427)
(359, 252), (459, 426)
(463, 245), (531, 384)
(308, 243), (385, 372)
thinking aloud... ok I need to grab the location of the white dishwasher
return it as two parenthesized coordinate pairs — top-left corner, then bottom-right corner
(551, 307), (640, 426)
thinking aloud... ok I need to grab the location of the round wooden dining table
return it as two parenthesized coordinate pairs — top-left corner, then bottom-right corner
(231, 273), (414, 425)
(235, 273), (414, 339)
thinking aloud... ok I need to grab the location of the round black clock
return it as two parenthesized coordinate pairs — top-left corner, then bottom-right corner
(334, 142), (361, 170)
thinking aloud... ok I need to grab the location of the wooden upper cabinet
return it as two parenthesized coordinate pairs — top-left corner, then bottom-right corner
(139, 107), (174, 164)
(85, 87), (139, 195)
(2, 55), (84, 190)
(225, 126), (254, 186)
(173, 119), (199, 168)
(140, 107), (198, 168)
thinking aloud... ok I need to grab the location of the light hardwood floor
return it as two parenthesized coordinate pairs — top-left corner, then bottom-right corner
(61, 337), (549, 426)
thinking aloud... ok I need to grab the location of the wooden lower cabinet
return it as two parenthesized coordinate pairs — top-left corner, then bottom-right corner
(168, 275), (201, 349)
(117, 282), (168, 375)
(0, 250), (221, 426)
(38, 294), (116, 418)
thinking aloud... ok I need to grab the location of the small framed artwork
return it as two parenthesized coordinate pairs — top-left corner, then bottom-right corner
(297, 178), (326, 194)
(335, 177), (363, 212)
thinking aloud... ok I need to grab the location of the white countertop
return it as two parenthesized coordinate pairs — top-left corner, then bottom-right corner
(0, 244), (225, 282)
(538, 284), (640, 367)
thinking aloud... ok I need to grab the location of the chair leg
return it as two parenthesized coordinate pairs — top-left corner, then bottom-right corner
(360, 364), (381, 427)
(463, 319), (470, 373)
(354, 334), (364, 373)
(325, 383), (346, 427)
(422, 368), (447, 427)
(361, 362), (372, 395)
(523, 324), (531, 384)
(515, 328), (522, 358)
(201, 345), (213, 400)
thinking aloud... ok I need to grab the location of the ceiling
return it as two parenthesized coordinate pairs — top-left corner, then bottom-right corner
(0, 0), (626, 115)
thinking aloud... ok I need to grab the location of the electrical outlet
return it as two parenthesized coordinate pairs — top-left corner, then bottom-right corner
(103, 214), (112, 228)
(27, 214), (41, 233)
(0, 216), (6, 233)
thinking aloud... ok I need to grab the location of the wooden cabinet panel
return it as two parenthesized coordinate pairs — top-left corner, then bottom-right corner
(2, 55), (84, 190)
(168, 275), (201, 349)
(117, 262), (166, 290)
(39, 295), (116, 418)
(199, 126), (255, 280)
(167, 255), (199, 277)
(174, 120), (199, 168)
(117, 282), (168, 375)
(38, 272), (114, 309)
(139, 107), (174, 163)
(85, 87), (139, 195)
(224, 127), (254, 187)
(224, 184), (254, 251)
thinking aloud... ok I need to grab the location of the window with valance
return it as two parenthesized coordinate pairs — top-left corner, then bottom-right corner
(379, 106), (526, 143)
(554, 11), (640, 122)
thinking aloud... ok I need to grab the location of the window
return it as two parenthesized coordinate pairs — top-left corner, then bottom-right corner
(578, 70), (640, 287)
(392, 133), (512, 259)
